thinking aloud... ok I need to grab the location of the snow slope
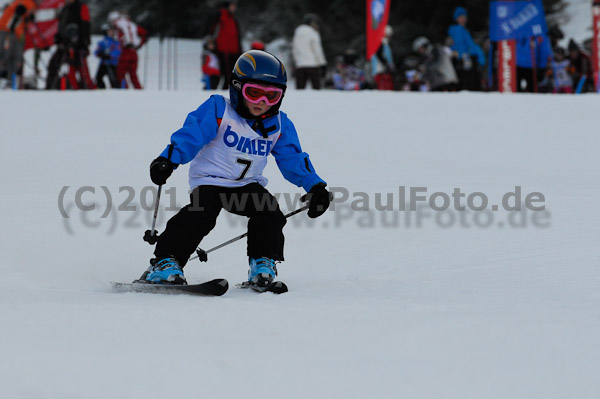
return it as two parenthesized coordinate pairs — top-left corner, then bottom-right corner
(1, 89), (599, 399)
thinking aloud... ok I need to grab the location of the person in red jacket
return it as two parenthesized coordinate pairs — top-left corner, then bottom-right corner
(208, 1), (241, 89)
(108, 10), (147, 89)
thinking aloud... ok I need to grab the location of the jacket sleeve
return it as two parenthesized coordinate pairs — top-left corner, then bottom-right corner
(158, 95), (226, 164)
(310, 29), (327, 66)
(80, 4), (91, 47)
(462, 27), (485, 66)
(271, 113), (326, 192)
(137, 25), (148, 47)
(448, 25), (460, 51)
(94, 40), (104, 57)
(449, 25), (485, 66)
(468, 37), (486, 66)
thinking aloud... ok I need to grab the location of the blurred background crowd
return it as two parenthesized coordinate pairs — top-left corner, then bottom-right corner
(0, 0), (595, 93)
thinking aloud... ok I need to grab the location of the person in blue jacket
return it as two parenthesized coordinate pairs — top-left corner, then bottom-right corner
(448, 6), (485, 90)
(516, 35), (553, 92)
(94, 23), (121, 88)
(143, 50), (332, 287)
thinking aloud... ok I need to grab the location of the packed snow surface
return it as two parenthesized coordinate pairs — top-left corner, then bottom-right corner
(1, 89), (599, 399)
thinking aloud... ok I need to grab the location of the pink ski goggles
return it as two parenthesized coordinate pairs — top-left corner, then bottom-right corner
(242, 82), (283, 105)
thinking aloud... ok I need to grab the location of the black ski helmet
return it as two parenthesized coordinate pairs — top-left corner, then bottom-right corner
(230, 50), (287, 119)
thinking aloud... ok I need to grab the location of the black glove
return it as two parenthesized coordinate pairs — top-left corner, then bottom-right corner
(302, 183), (331, 219)
(150, 156), (174, 185)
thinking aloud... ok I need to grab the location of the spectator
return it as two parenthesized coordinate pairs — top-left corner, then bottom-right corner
(201, 39), (220, 90)
(413, 36), (458, 92)
(332, 50), (366, 91)
(0, 0), (39, 87)
(516, 35), (552, 92)
(292, 13), (326, 89)
(549, 47), (573, 94)
(448, 6), (485, 91)
(108, 11), (147, 89)
(401, 55), (427, 92)
(567, 39), (594, 93)
(370, 25), (395, 90)
(207, 1), (241, 90)
(94, 23), (121, 89)
(45, 0), (95, 90)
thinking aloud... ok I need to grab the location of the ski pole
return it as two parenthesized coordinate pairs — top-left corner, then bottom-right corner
(143, 184), (162, 244)
(191, 204), (310, 262)
(143, 145), (174, 244)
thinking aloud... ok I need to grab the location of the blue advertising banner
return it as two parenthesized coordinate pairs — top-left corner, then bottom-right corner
(490, 0), (548, 42)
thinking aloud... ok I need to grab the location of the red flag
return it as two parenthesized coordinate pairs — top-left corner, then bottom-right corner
(366, 0), (390, 60)
(593, 0), (600, 91)
(24, 0), (65, 50)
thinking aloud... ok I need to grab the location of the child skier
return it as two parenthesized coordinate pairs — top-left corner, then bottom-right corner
(201, 39), (220, 90)
(550, 47), (573, 94)
(144, 50), (331, 287)
(94, 23), (121, 89)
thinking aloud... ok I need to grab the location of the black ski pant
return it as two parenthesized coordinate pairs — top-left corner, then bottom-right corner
(155, 183), (286, 267)
(217, 51), (240, 90)
(517, 67), (545, 93)
(204, 75), (220, 90)
(95, 64), (119, 88)
(295, 67), (322, 89)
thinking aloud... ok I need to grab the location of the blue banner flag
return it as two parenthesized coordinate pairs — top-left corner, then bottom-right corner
(490, 0), (548, 42)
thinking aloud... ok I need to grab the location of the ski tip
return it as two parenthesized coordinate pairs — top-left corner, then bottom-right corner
(236, 280), (288, 294)
(210, 278), (229, 296)
(267, 281), (288, 294)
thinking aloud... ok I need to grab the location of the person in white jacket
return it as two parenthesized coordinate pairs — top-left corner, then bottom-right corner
(292, 14), (326, 89)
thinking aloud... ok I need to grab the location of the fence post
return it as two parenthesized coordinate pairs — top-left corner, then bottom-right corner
(143, 39), (149, 89)
(167, 37), (172, 90)
(159, 37), (163, 91)
(174, 38), (178, 91)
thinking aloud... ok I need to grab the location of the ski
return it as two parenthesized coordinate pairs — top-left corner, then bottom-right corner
(112, 278), (229, 296)
(236, 280), (288, 294)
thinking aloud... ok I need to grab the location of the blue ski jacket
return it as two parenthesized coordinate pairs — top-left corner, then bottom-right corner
(516, 35), (553, 69)
(448, 24), (486, 66)
(94, 36), (121, 66)
(158, 95), (326, 192)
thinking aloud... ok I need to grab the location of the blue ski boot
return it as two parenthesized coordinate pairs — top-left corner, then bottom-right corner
(248, 257), (278, 288)
(143, 256), (187, 285)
